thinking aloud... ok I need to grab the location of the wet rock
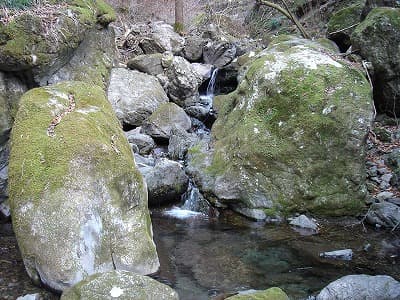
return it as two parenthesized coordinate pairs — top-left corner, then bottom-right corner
(183, 35), (206, 61)
(127, 53), (164, 76)
(289, 215), (318, 231)
(107, 68), (168, 127)
(45, 27), (115, 90)
(9, 81), (159, 292)
(61, 270), (178, 300)
(0, 200), (10, 221)
(366, 202), (400, 229)
(316, 274), (400, 300)
(232, 207), (267, 221)
(319, 249), (353, 260)
(125, 129), (155, 155)
(168, 127), (198, 160)
(225, 287), (289, 300)
(351, 8), (400, 115)
(142, 102), (191, 141)
(203, 40), (237, 68)
(165, 56), (203, 106)
(140, 158), (189, 206)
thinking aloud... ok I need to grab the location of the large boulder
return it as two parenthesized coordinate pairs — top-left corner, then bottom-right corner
(187, 36), (373, 217)
(351, 8), (400, 115)
(142, 102), (191, 141)
(0, 0), (115, 84)
(125, 129), (155, 155)
(61, 270), (179, 300)
(165, 56), (203, 106)
(361, 0), (400, 19)
(139, 158), (189, 206)
(45, 27), (115, 90)
(316, 274), (400, 300)
(107, 68), (169, 126)
(9, 81), (159, 292)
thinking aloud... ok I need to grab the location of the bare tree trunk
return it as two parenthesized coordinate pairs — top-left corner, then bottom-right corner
(174, 0), (184, 33)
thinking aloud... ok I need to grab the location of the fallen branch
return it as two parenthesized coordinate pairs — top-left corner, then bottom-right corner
(256, 0), (310, 39)
(328, 22), (360, 36)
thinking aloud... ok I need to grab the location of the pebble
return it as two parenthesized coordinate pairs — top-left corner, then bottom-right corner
(289, 214), (318, 231)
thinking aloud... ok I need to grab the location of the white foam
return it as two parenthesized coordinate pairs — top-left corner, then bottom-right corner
(164, 207), (202, 219)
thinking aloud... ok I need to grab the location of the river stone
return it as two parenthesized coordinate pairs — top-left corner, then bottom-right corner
(187, 36), (373, 217)
(351, 8), (400, 116)
(0, 0), (115, 83)
(127, 53), (164, 76)
(140, 22), (184, 55)
(168, 127), (198, 160)
(319, 249), (353, 260)
(316, 274), (400, 300)
(16, 294), (41, 300)
(165, 56), (203, 106)
(183, 35), (206, 62)
(142, 102), (191, 141)
(203, 40), (237, 68)
(45, 27), (115, 90)
(61, 270), (178, 300)
(9, 81), (159, 292)
(125, 129), (155, 155)
(366, 202), (400, 229)
(226, 287), (289, 300)
(107, 68), (169, 127)
(139, 158), (189, 206)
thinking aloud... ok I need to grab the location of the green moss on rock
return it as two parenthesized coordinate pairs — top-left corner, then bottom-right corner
(226, 287), (289, 300)
(9, 81), (159, 291)
(189, 37), (373, 217)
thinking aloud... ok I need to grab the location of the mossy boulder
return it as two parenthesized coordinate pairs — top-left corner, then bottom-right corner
(226, 287), (289, 300)
(187, 37), (373, 218)
(0, 0), (115, 83)
(327, 4), (363, 51)
(45, 27), (115, 90)
(9, 81), (159, 292)
(61, 270), (179, 300)
(351, 8), (400, 116)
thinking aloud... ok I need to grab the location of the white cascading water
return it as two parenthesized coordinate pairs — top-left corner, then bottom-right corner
(199, 68), (219, 112)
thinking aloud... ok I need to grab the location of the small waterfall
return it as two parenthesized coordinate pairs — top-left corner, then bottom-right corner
(207, 68), (218, 100)
(200, 68), (219, 112)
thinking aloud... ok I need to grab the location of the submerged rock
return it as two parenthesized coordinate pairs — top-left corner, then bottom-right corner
(107, 68), (168, 127)
(61, 270), (178, 300)
(225, 287), (289, 300)
(319, 249), (353, 260)
(9, 81), (159, 292)
(316, 274), (400, 300)
(188, 35), (373, 217)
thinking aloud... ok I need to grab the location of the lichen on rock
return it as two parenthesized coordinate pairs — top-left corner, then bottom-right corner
(187, 36), (373, 218)
(9, 81), (159, 292)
